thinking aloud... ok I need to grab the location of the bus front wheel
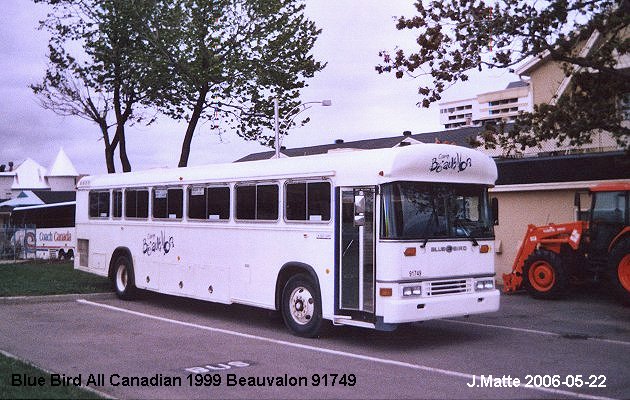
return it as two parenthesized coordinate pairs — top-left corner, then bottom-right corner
(281, 274), (323, 338)
(113, 255), (136, 300)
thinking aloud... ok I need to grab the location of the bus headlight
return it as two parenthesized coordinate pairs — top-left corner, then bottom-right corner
(402, 286), (422, 297)
(475, 279), (495, 291)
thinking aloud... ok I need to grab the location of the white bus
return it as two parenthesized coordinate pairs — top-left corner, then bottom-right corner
(75, 144), (499, 336)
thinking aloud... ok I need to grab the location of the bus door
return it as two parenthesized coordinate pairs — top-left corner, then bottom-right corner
(336, 187), (376, 321)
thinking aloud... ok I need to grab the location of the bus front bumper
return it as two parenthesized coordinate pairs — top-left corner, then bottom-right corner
(378, 289), (500, 324)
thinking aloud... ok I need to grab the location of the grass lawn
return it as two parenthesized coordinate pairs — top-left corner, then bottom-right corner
(0, 352), (103, 399)
(0, 261), (111, 297)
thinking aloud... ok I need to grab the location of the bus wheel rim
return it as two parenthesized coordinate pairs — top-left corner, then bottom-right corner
(529, 261), (555, 292)
(116, 265), (127, 291)
(289, 286), (314, 325)
(618, 254), (630, 292)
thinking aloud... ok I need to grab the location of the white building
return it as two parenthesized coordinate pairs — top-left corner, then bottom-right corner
(0, 148), (79, 201)
(439, 81), (532, 129)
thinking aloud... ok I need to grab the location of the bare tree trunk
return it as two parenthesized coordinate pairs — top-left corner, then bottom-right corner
(116, 124), (132, 172)
(113, 83), (133, 172)
(178, 84), (209, 168)
(99, 120), (117, 173)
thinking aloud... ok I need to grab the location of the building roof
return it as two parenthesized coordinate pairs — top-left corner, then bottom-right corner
(48, 148), (79, 177)
(0, 190), (76, 214)
(31, 190), (76, 204)
(236, 126), (483, 162)
(0, 191), (45, 209)
(11, 158), (49, 190)
(237, 127), (629, 187)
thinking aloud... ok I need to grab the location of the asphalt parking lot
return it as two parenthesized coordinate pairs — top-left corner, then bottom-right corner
(1, 286), (629, 399)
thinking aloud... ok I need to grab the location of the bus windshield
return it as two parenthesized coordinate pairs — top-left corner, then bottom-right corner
(381, 182), (494, 241)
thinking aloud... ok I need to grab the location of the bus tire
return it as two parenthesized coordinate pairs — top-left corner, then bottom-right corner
(113, 255), (136, 300)
(523, 249), (569, 300)
(281, 274), (323, 338)
(608, 237), (630, 305)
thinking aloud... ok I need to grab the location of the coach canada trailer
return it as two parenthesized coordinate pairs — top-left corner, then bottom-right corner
(75, 144), (499, 337)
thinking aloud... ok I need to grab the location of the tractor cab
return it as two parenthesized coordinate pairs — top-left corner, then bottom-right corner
(584, 184), (629, 259)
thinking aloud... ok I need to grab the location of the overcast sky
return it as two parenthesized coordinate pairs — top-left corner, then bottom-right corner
(0, 1), (520, 176)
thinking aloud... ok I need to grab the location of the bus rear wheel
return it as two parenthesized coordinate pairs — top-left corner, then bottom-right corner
(281, 274), (323, 338)
(523, 249), (569, 299)
(608, 237), (630, 305)
(113, 255), (136, 300)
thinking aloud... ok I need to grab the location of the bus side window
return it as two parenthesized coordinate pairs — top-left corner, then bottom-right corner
(236, 183), (278, 221)
(207, 186), (230, 220)
(126, 189), (149, 219)
(153, 187), (183, 219)
(113, 190), (123, 218)
(286, 181), (331, 222)
(188, 186), (207, 219)
(188, 186), (230, 221)
(89, 190), (110, 218)
(308, 182), (331, 221)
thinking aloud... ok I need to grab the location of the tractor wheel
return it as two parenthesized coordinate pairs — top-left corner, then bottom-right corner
(523, 249), (569, 299)
(608, 237), (630, 305)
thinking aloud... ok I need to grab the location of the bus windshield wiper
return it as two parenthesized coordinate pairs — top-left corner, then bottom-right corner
(454, 219), (479, 247)
(419, 209), (437, 248)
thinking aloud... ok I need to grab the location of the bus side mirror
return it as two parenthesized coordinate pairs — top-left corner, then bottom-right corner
(491, 197), (499, 226)
(354, 194), (365, 214)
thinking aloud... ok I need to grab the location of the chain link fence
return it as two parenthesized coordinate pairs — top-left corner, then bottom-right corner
(0, 225), (36, 261)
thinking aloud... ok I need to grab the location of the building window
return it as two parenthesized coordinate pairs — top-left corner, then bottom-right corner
(285, 181), (331, 222)
(89, 191), (110, 218)
(236, 183), (278, 221)
(188, 186), (230, 220)
(125, 189), (149, 219)
(490, 98), (518, 106)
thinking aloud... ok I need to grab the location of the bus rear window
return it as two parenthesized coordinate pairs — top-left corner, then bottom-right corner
(188, 186), (230, 220)
(125, 189), (149, 219)
(153, 188), (183, 219)
(89, 191), (110, 218)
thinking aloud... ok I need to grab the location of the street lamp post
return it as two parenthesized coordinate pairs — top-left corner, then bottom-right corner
(274, 99), (332, 158)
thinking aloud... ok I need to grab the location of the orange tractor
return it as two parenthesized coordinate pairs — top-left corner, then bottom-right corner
(502, 183), (630, 303)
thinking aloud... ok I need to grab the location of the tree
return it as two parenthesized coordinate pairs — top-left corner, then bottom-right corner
(133, 0), (325, 167)
(376, 0), (630, 154)
(32, 0), (158, 173)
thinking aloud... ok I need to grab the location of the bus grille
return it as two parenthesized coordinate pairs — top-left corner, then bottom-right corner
(426, 279), (471, 296)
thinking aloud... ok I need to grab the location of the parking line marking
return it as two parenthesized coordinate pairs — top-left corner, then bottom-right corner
(441, 319), (630, 347)
(77, 299), (617, 400)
